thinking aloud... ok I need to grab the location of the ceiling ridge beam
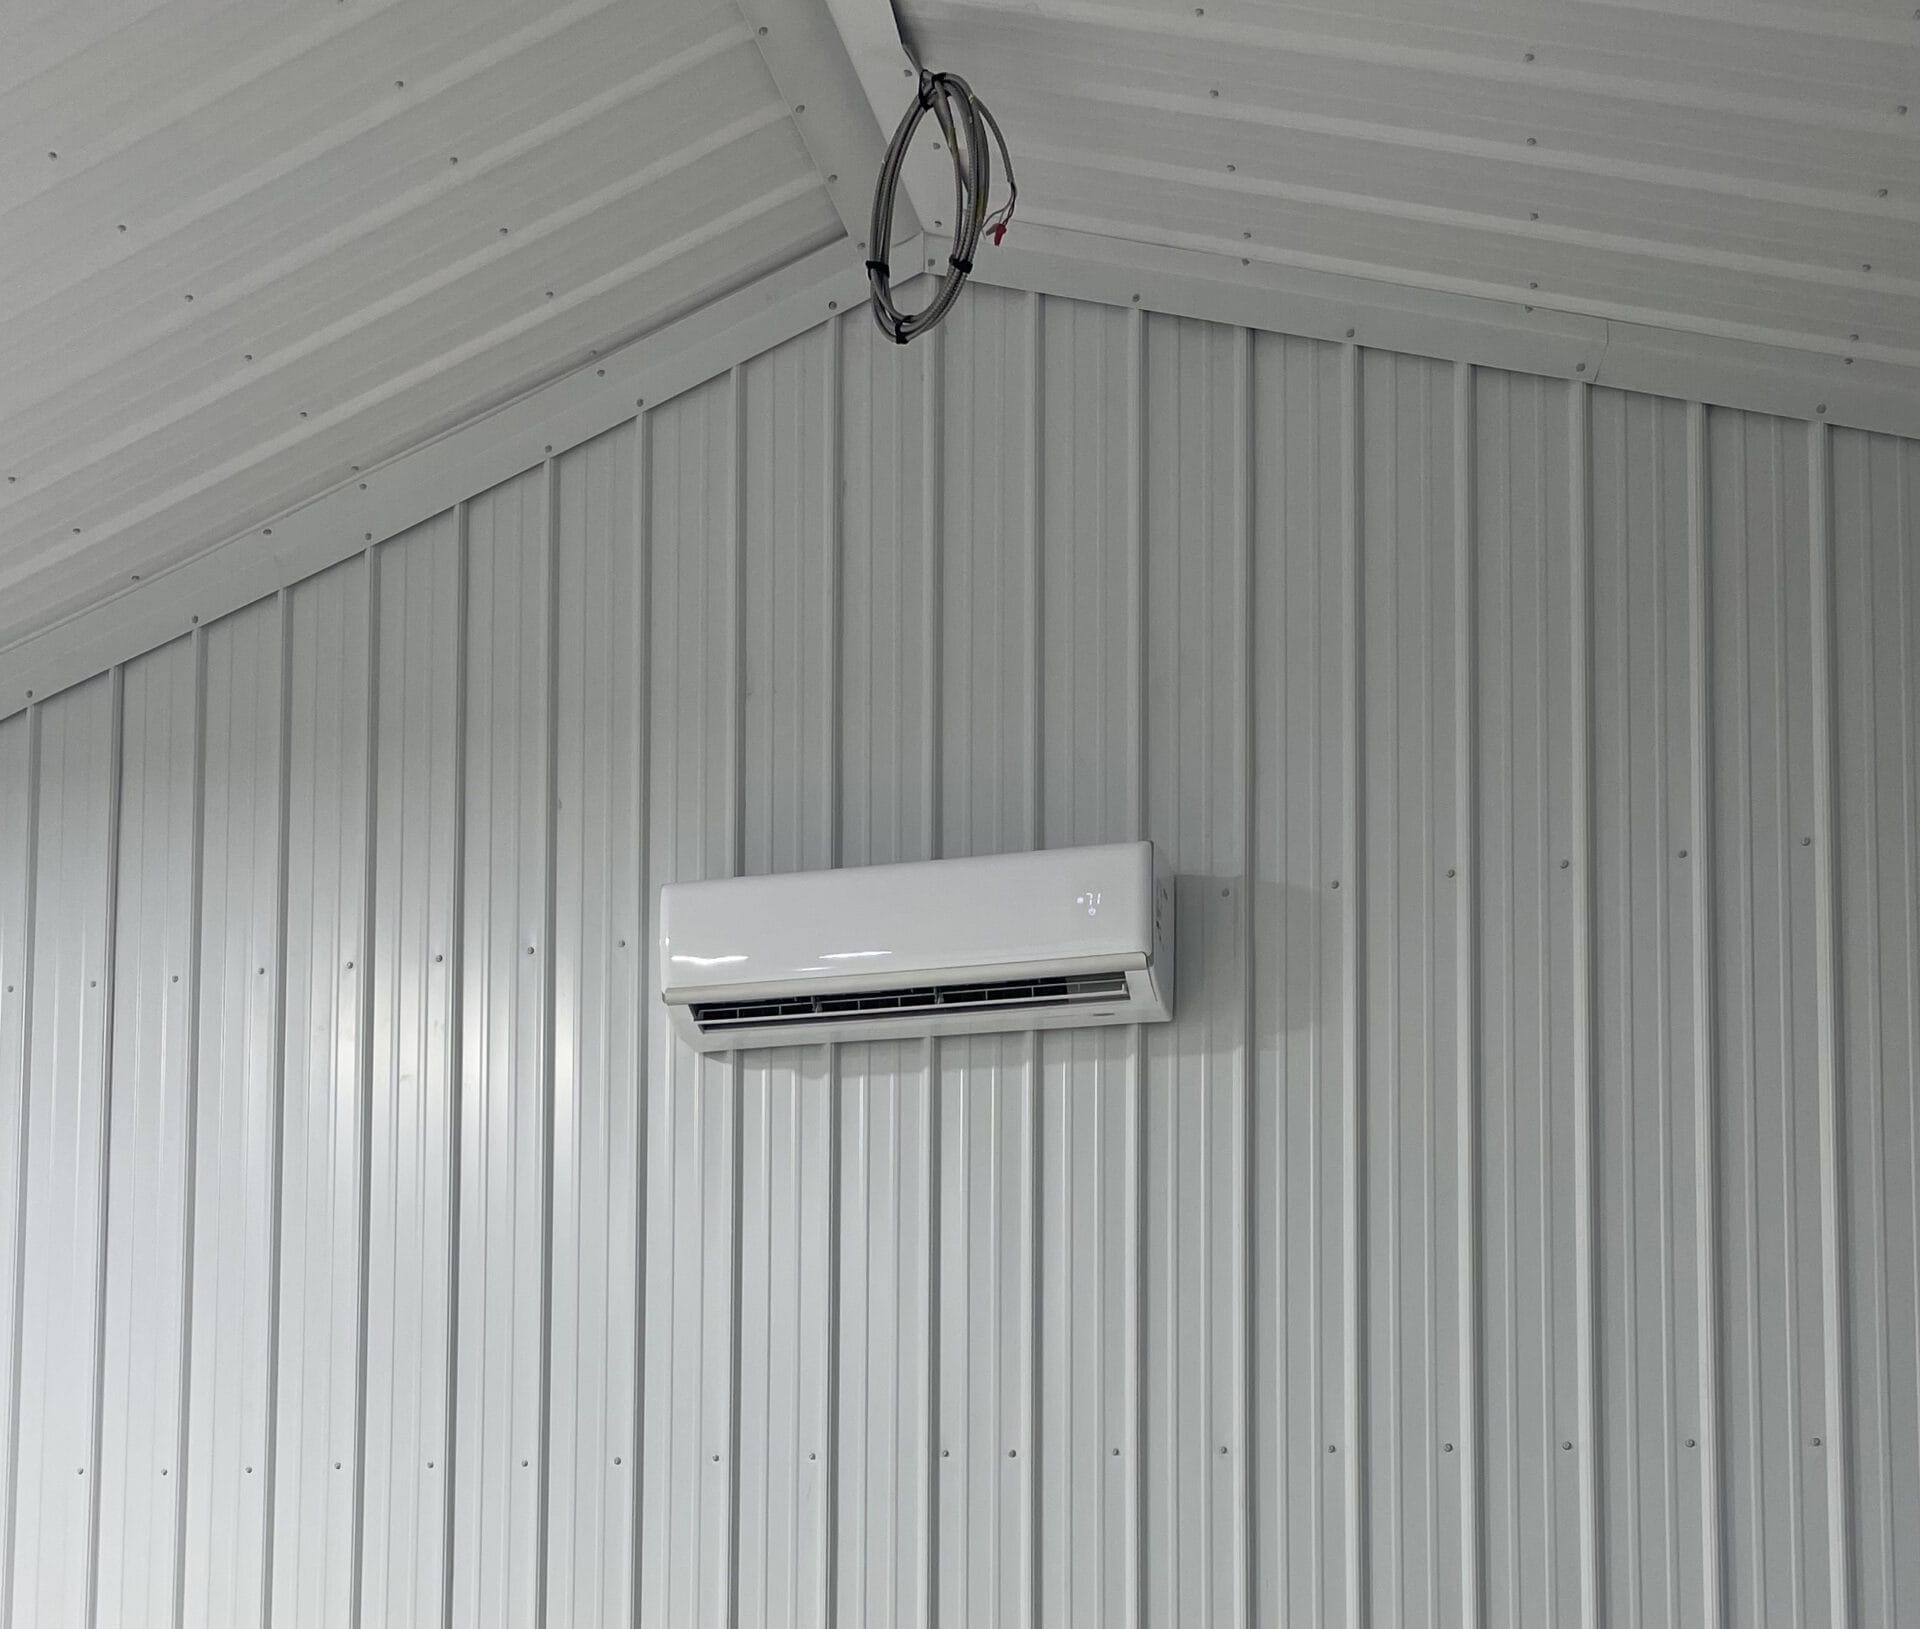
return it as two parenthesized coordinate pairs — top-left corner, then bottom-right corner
(739, 0), (921, 251)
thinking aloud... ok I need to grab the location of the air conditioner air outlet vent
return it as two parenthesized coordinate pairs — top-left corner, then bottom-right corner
(692, 969), (1130, 1033)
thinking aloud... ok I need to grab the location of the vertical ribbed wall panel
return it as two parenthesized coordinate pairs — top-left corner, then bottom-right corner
(933, 284), (1042, 1629)
(7, 286), (1920, 1628)
(546, 424), (645, 1627)
(96, 634), (201, 1628)
(1705, 411), (1834, 1628)
(1248, 331), (1353, 1628)
(1035, 297), (1144, 1629)
(7, 673), (117, 1629)
(1586, 389), (1710, 1629)
(181, 596), (284, 1627)
(270, 555), (371, 1629)
(831, 310), (938, 1629)
(359, 513), (461, 1628)
(734, 326), (837, 1629)
(1142, 311), (1252, 1628)
(1358, 351), (1465, 1629)
(640, 374), (742, 1629)
(1473, 370), (1584, 1628)
(452, 467), (554, 1629)
(1830, 429), (1920, 1629)
(0, 709), (30, 1615)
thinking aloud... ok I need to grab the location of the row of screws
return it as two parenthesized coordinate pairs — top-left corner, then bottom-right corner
(78, 1434), (1833, 1479)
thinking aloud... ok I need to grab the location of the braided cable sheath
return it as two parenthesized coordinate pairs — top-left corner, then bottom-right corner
(867, 69), (1015, 345)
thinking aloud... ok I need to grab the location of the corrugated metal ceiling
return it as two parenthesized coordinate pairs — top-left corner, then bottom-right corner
(890, 0), (1920, 371)
(6, 0), (1916, 669)
(0, 0), (841, 648)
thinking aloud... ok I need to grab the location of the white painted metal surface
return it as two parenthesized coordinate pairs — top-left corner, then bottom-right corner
(0, 0), (841, 650)
(4, 284), (1919, 1626)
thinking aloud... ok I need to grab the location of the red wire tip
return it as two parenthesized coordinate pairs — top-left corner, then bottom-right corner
(990, 221), (1008, 247)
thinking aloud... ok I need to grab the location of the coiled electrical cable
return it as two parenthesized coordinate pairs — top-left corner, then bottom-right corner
(866, 68), (1016, 345)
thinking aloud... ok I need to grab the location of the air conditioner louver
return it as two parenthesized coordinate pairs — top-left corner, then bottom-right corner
(692, 970), (1131, 1034)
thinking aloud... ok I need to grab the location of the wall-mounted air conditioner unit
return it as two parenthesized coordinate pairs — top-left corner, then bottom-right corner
(660, 840), (1173, 1051)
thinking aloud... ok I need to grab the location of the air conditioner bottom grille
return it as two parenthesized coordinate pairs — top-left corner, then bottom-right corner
(692, 970), (1131, 1033)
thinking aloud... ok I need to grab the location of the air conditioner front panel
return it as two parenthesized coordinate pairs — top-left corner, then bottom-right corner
(660, 841), (1158, 1001)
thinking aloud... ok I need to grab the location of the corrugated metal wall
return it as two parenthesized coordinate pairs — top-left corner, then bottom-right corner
(3, 286), (1918, 1627)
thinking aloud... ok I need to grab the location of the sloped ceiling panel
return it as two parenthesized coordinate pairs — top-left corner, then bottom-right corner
(888, 0), (1919, 378)
(0, 0), (841, 647)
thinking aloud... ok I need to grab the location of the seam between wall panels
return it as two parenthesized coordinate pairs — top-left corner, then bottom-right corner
(347, 545), (382, 1629)
(439, 506), (472, 1629)
(1339, 339), (1367, 1629)
(1126, 302), (1148, 1629)
(169, 629), (211, 1629)
(1452, 359), (1484, 1627)
(535, 455), (564, 1629)
(1025, 288), (1045, 1629)
(1569, 381), (1604, 1629)
(81, 666), (128, 1629)
(821, 314), (844, 1629)
(0, 703), (44, 1629)
(637, 411), (660, 1629)
(725, 366), (748, 1629)
(1686, 401), (1727, 1629)
(1237, 321), (1257, 1629)
(1805, 424), (1855, 1629)
(258, 591), (295, 1628)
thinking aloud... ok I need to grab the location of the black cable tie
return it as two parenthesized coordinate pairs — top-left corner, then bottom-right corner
(947, 254), (973, 274)
(865, 259), (891, 278)
(917, 71), (938, 109)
